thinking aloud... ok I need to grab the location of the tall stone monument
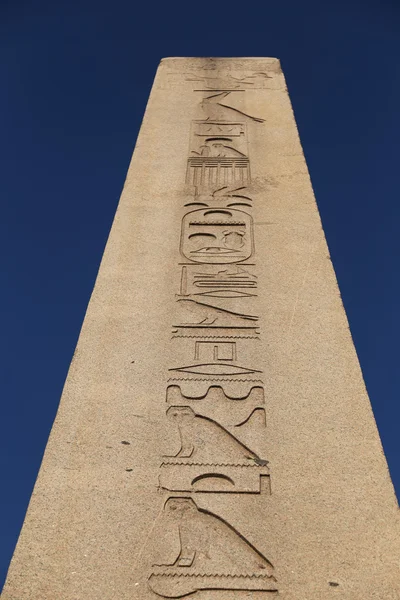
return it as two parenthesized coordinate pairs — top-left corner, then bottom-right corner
(2, 58), (399, 599)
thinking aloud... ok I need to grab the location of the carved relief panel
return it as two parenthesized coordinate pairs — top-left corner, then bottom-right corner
(146, 73), (276, 598)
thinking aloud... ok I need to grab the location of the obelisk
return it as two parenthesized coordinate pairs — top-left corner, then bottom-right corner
(2, 58), (399, 600)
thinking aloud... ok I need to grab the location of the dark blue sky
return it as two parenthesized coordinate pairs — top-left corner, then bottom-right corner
(1, 0), (399, 589)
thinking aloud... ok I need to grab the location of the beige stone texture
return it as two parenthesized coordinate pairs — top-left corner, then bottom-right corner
(2, 57), (399, 600)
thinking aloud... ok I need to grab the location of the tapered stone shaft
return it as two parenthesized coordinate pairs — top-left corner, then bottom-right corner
(2, 57), (399, 600)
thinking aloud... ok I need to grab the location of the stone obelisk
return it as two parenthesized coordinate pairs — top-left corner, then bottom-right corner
(2, 58), (399, 600)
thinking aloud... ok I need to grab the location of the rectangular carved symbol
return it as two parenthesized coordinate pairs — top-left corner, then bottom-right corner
(180, 208), (254, 264)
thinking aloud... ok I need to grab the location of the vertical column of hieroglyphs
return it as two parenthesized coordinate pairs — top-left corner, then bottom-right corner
(147, 65), (278, 599)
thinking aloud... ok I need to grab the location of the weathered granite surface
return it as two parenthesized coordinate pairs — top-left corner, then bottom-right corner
(2, 57), (399, 600)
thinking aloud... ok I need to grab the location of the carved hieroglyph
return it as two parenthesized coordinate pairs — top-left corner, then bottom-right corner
(2, 58), (399, 600)
(148, 498), (277, 597)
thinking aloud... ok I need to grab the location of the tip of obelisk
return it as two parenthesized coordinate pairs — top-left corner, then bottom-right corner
(160, 56), (280, 63)
(159, 57), (282, 73)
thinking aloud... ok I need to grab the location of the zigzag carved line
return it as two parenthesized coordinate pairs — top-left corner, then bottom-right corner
(167, 378), (264, 382)
(150, 573), (274, 579)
